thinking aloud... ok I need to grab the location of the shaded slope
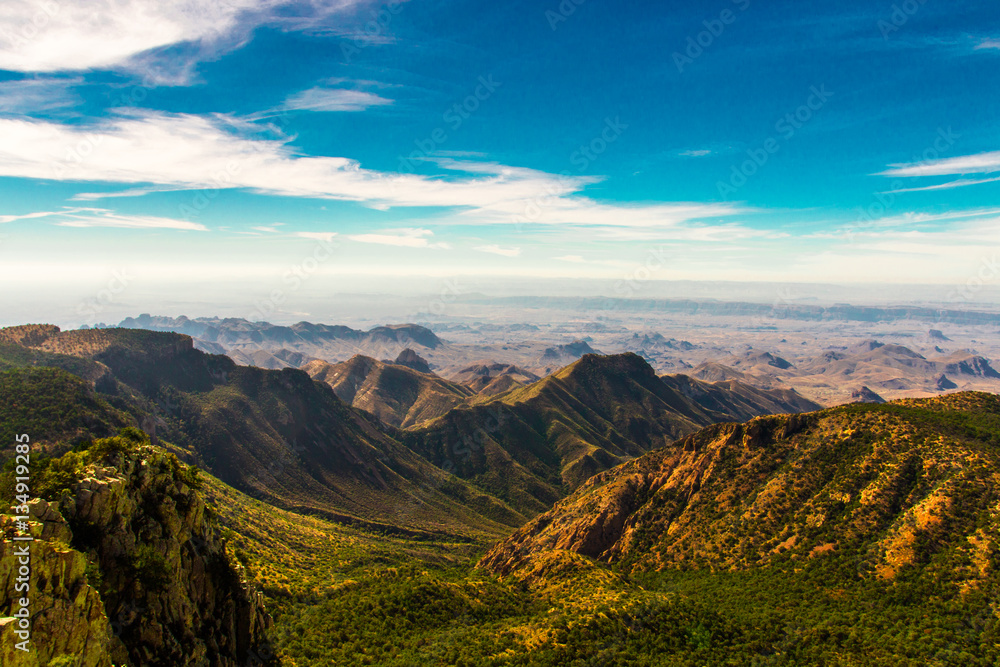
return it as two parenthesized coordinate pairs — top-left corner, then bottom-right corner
(303, 355), (473, 428)
(660, 373), (821, 421)
(481, 392), (1000, 586)
(0, 367), (132, 454)
(447, 361), (540, 396)
(405, 353), (820, 515)
(0, 326), (523, 538)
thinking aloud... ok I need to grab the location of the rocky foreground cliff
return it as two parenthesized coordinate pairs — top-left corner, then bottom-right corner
(1, 428), (273, 666)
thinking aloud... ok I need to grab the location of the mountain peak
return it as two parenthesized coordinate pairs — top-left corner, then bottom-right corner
(368, 323), (442, 349)
(394, 348), (432, 373)
(559, 352), (656, 380)
(850, 386), (886, 404)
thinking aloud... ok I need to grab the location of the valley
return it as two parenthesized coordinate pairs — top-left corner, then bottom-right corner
(1, 320), (998, 665)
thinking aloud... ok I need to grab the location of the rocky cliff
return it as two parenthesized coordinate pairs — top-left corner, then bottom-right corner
(1, 428), (273, 666)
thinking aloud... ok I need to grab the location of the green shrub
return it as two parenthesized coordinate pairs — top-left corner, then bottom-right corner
(131, 544), (171, 590)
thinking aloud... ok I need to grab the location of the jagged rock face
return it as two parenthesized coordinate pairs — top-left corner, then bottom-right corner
(540, 340), (596, 362)
(1, 437), (273, 667)
(394, 349), (432, 374)
(304, 354), (472, 429)
(936, 374), (958, 390)
(64, 447), (272, 667)
(448, 362), (540, 395)
(849, 386), (886, 404)
(944, 356), (1000, 379)
(1, 509), (121, 667)
(480, 393), (1000, 583)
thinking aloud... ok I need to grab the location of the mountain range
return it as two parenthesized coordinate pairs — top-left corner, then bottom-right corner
(2, 322), (997, 665)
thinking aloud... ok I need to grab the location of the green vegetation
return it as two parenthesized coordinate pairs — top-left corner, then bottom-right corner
(0, 367), (130, 454)
(2, 325), (999, 665)
(245, 546), (999, 665)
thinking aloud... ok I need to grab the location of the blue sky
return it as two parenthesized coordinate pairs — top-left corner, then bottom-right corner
(0, 0), (999, 322)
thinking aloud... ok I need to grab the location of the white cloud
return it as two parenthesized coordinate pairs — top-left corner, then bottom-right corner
(0, 209), (63, 223)
(881, 150), (1000, 178)
(284, 87), (392, 112)
(54, 208), (207, 230)
(888, 176), (1000, 194)
(0, 111), (749, 234)
(0, 0), (376, 80)
(553, 255), (586, 263)
(976, 39), (1000, 50)
(0, 76), (80, 113)
(473, 244), (521, 257)
(254, 225), (280, 233)
(679, 149), (712, 157)
(348, 228), (450, 248)
(294, 231), (338, 241)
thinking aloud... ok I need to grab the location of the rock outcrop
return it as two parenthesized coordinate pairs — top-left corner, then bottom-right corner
(849, 386), (886, 404)
(1, 430), (273, 666)
(393, 349), (432, 374)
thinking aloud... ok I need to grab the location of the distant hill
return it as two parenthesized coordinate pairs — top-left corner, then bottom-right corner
(454, 295), (1000, 326)
(117, 315), (444, 362)
(692, 340), (1000, 404)
(403, 353), (822, 515)
(303, 354), (473, 428)
(447, 361), (540, 396)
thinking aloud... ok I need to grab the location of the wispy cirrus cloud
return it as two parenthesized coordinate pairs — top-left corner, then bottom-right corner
(348, 228), (450, 248)
(55, 208), (207, 230)
(881, 150), (1000, 178)
(0, 76), (81, 113)
(283, 87), (392, 112)
(679, 149), (712, 157)
(294, 231), (338, 241)
(888, 176), (1000, 194)
(0, 111), (749, 234)
(0, 209), (66, 223)
(473, 244), (520, 257)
